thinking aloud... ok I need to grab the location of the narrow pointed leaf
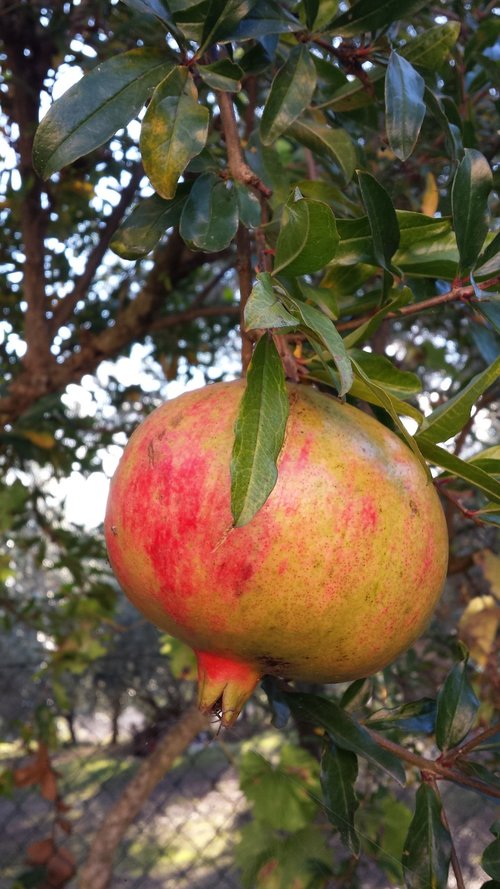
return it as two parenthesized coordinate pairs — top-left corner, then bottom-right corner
(342, 287), (413, 349)
(231, 335), (289, 527)
(245, 273), (297, 330)
(111, 186), (190, 259)
(274, 197), (339, 276)
(179, 173), (239, 251)
(367, 699), (437, 734)
(289, 298), (353, 396)
(260, 45), (317, 145)
(351, 358), (428, 471)
(385, 52), (425, 161)
(328, 0), (429, 37)
(417, 357), (500, 444)
(140, 67), (209, 200)
(349, 351), (421, 398)
(435, 657), (479, 750)
(235, 183), (261, 228)
(283, 692), (406, 785)
(452, 149), (493, 275)
(401, 21), (461, 68)
(198, 59), (243, 92)
(357, 171), (400, 273)
(198, 0), (254, 53)
(321, 743), (360, 855)
(402, 784), (451, 889)
(33, 48), (174, 178)
(286, 120), (356, 182)
(418, 439), (500, 503)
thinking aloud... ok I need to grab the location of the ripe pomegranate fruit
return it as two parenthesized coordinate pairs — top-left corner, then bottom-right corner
(105, 380), (448, 726)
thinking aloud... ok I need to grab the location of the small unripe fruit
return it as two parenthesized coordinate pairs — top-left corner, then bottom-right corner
(105, 381), (448, 725)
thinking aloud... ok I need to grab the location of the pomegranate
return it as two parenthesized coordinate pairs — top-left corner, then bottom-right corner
(105, 380), (448, 726)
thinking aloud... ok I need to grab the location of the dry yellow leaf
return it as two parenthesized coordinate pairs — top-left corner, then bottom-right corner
(474, 549), (500, 600)
(458, 595), (500, 667)
(421, 172), (439, 216)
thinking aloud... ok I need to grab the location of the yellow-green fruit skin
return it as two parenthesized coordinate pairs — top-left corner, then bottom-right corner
(105, 381), (448, 686)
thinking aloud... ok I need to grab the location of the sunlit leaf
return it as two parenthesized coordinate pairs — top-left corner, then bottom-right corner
(452, 149), (493, 275)
(231, 335), (289, 526)
(260, 45), (317, 145)
(140, 67), (209, 200)
(33, 48), (174, 178)
(385, 52), (425, 161)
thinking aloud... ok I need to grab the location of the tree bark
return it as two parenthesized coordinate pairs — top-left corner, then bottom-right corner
(78, 705), (210, 889)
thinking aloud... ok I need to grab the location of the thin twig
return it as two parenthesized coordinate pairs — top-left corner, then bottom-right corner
(336, 276), (500, 332)
(367, 728), (500, 799)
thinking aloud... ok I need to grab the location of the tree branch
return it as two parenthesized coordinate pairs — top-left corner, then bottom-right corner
(367, 728), (500, 799)
(49, 164), (144, 335)
(78, 705), (209, 889)
(218, 91), (271, 199)
(337, 277), (500, 332)
(0, 234), (235, 426)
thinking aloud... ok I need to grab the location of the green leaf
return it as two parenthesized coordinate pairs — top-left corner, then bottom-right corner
(283, 692), (406, 785)
(400, 21), (461, 68)
(402, 783), (451, 889)
(260, 45), (317, 145)
(289, 298), (353, 396)
(110, 185), (190, 259)
(309, 364), (423, 425)
(424, 86), (462, 162)
(121, 0), (175, 27)
(321, 743), (360, 855)
(385, 52), (425, 162)
(198, 58), (243, 92)
(299, 282), (338, 320)
(351, 357), (428, 471)
(235, 183), (261, 229)
(483, 838), (500, 880)
(244, 273), (297, 330)
(33, 48), (174, 178)
(274, 195), (340, 277)
(478, 301), (500, 334)
(357, 171), (400, 273)
(235, 821), (332, 889)
(328, 0), (429, 37)
(239, 748), (319, 830)
(286, 119), (356, 182)
(140, 67), (209, 200)
(231, 335), (289, 527)
(416, 357), (500, 444)
(367, 698), (437, 734)
(419, 439), (500, 503)
(476, 230), (500, 275)
(342, 287), (413, 349)
(349, 350), (421, 398)
(228, 0), (303, 40)
(452, 149), (493, 275)
(179, 173), (239, 251)
(198, 0), (254, 53)
(435, 656), (479, 750)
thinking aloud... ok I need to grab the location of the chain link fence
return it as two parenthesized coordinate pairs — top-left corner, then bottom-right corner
(0, 655), (274, 889)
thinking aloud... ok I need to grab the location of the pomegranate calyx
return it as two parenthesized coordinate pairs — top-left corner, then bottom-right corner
(195, 650), (262, 728)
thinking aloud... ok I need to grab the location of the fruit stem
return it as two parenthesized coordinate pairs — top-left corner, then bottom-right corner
(195, 650), (262, 727)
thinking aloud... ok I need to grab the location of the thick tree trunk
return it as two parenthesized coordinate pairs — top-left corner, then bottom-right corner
(78, 705), (210, 889)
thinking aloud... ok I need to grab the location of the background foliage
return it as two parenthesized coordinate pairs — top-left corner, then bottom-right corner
(0, 0), (499, 886)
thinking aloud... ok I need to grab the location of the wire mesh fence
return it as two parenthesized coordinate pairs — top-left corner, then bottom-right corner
(0, 655), (271, 889)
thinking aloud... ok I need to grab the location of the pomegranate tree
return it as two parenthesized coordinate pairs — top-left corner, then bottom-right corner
(105, 380), (448, 726)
